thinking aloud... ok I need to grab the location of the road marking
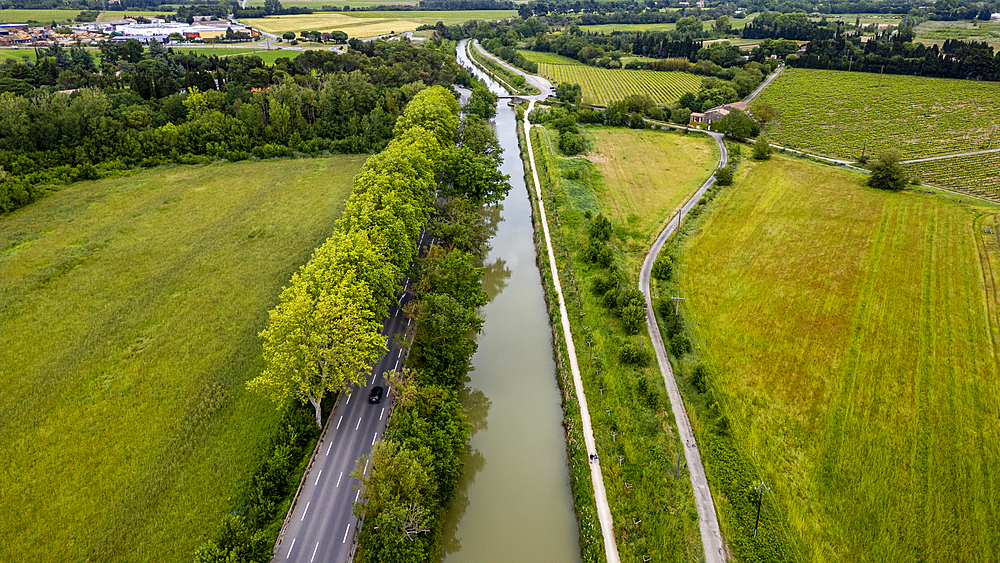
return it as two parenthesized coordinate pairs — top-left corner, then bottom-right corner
(342, 524), (351, 544)
(314, 470), (323, 486)
(364, 459), (370, 474)
(407, 319), (411, 326)
(326, 442), (333, 455)
(346, 394), (351, 405)
(394, 359), (399, 371)
(337, 471), (343, 487)
(372, 432), (378, 445)
(380, 407), (385, 420)
(356, 417), (362, 430)
(397, 349), (402, 358)
(355, 490), (360, 502)
(310, 542), (320, 563)
(301, 502), (310, 521)
(336, 416), (343, 429)
(371, 372), (377, 385)
(286, 537), (296, 558)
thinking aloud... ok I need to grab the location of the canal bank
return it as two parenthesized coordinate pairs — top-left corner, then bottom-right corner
(438, 42), (582, 563)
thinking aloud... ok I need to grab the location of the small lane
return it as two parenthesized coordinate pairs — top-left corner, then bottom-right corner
(274, 231), (434, 563)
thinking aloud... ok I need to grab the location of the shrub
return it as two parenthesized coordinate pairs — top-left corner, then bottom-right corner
(603, 288), (621, 309)
(651, 254), (672, 281)
(582, 241), (613, 267)
(690, 363), (707, 393)
(752, 139), (772, 160)
(589, 214), (612, 241)
(715, 166), (733, 186)
(621, 303), (647, 334)
(670, 107), (692, 125)
(867, 149), (908, 192)
(616, 289), (645, 313)
(619, 342), (650, 366)
(559, 131), (589, 155)
(669, 332), (690, 356)
(591, 275), (615, 296)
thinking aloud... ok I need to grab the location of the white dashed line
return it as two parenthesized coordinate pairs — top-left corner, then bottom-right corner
(364, 459), (370, 474)
(356, 417), (362, 430)
(380, 407), (385, 420)
(336, 416), (343, 429)
(346, 394), (351, 405)
(310, 542), (320, 563)
(300, 502), (310, 521)
(326, 442), (333, 455)
(286, 537), (296, 558)
(355, 490), (360, 502)
(371, 372), (377, 385)
(314, 470), (322, 486)
(394, 359), (399, 371)
(372, 432), (378, 445)
(342, 524), (351, 543)
(336, 471), (343, 487)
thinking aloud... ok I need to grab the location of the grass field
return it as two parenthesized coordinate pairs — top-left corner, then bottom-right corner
(176, 46), (306, 63)
(537, 63), (701, 106)
(905, 152), (1000, 201)
(679, 156), (1000, 561)
(530, 124), (720, 561)
(0, 156), (365, 562)
(244, 0), (417, 6)
(0, 8), (80, 23)
(578, 22), (677, 33)
(517, 49), (580, 65)
(0, 49), (37, 61)
(758, 68), (1000, 160)
(245, 10), (509, 36)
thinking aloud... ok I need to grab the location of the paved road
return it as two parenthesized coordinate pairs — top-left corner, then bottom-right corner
(900, 147), (1000, 164)
(743, 62), (784, 104)
(468, 39), (554, 98)
(522, 98), (621, 563)
(272, 231), (433, 563)
(639, 132), (729, 563)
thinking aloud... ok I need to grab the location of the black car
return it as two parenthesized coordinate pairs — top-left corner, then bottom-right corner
(368, 386), (384, 404)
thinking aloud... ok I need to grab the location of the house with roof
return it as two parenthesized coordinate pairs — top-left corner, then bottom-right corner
(690, 101), (750, 126)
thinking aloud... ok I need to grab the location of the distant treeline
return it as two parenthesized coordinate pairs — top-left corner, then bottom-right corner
(0, 41), (469, 215)
(792, 33), (1000, 81)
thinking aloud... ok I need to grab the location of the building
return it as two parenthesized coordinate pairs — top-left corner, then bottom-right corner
(690, 101), (751, 125)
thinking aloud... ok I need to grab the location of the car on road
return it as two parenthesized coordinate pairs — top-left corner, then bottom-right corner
(369, 386), (384, 404)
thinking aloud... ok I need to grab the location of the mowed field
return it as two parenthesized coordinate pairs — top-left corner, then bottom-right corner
(537, 62), (701, 106)
(0, 8), (80, 23)
(0, 156), (365, 562)
(590, 127), (718, 253)
(680, 156), (1000, 561)
(904, 152), (1000, 202)
(245, 10), (509, 36)
(758, 68), (1000, 160)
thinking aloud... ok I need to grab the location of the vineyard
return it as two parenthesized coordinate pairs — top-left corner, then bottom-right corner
(905, 152), (1000, 201)
(758, 68), (1000, 160)
(537, 63), (701, 106)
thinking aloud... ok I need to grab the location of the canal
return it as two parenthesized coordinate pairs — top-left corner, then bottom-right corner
(438, 41), (582, 563)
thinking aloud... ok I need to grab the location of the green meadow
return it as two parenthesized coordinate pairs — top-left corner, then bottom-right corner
(678, 156), (1000, 561)
(0, 156), (365, 562)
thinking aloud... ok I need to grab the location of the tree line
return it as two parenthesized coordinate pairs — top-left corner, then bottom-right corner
(0, 41), (469, 215)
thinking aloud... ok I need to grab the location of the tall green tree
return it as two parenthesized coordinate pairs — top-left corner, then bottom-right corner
(250, 271), (385, 428)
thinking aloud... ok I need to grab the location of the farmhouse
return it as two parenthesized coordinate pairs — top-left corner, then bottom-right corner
(690, 101), (750, 125)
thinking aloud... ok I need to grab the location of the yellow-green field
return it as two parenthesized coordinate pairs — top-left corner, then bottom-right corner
(589, 127), (718, 255)
(0, 156), (365, 562)
(680, 156), (1000, 561)
(0, 8), (81, 23)
(537, 62), (701, 106)
(517, 49), (579, 65)
(245, 10), (509, 36)
(914, 19), (1000, 50)
(578, 22), (677, 33)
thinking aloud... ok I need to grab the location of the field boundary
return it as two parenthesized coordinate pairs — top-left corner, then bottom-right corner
(639, 130), (729, 563)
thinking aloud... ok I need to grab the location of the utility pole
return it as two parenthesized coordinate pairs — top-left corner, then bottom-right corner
(671, 296), (686, 315)
(753, 480), (771, 539)
(989, 125), (997, 149)
(860, 139), (867, 161)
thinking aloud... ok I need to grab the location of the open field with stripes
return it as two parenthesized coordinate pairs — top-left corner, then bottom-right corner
(537, 62), (701, 106)
(680, 156), (1000, 562)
